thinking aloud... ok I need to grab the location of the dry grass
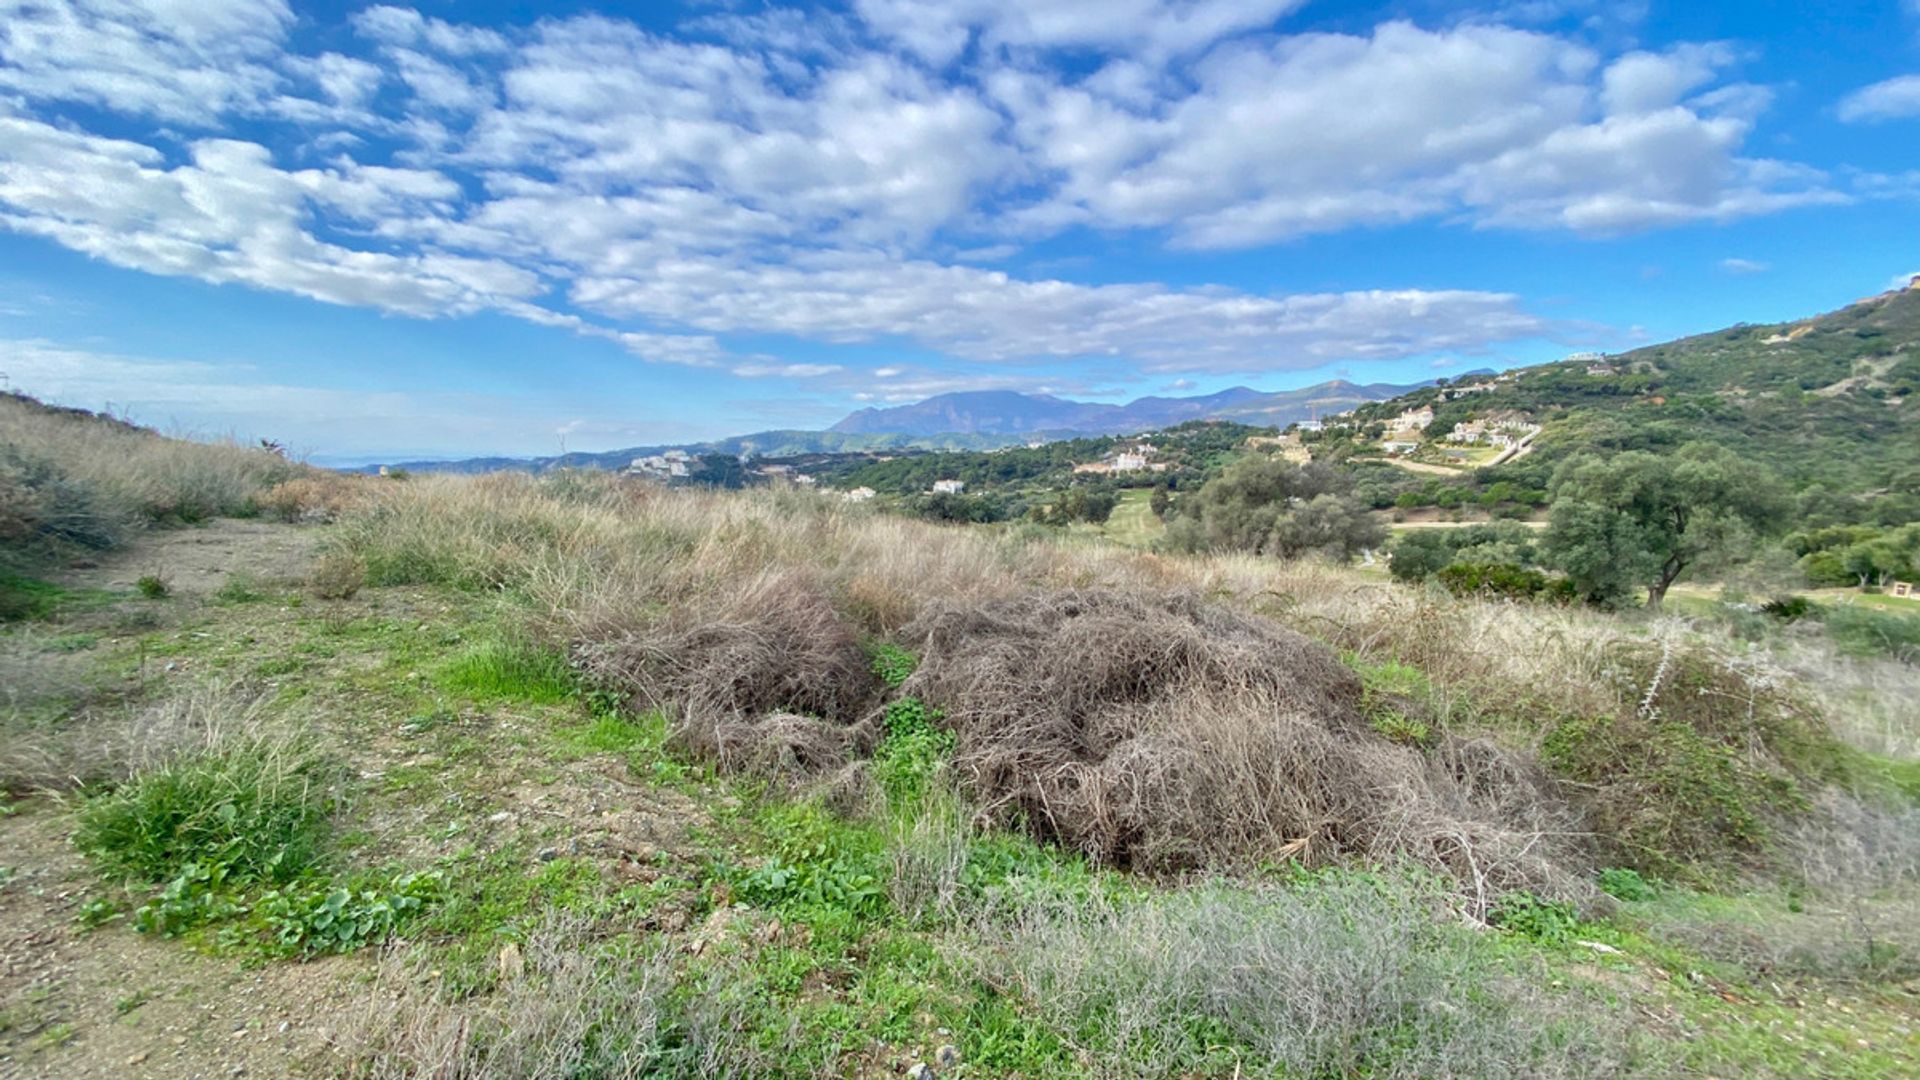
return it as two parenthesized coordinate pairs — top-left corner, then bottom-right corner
(0, 682), (267, 796)
(340, 913), (676, 1079)
(327, 471), (1870, 897)
(901, 588), (1587, 900)
(974, 874), (1653, 1078)
(0, 392), (305, 535)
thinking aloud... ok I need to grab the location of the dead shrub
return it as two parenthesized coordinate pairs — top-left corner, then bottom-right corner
(308, 550), (367, 600)
(575, 568), (875, 772)
(901, 589), (1590, 901)
(260, 473), (368, 523)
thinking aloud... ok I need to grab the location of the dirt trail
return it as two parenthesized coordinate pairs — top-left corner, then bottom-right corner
(56, 520), (320, 597)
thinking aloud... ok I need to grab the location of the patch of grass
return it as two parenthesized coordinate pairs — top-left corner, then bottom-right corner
(436, 637), (577, 704)
(73, 732), (339, 886)
(136, 573), (169, 599)
(873, 696), (954, 808)
(213, 574), (267, 604)
(0, 571), (62, 621)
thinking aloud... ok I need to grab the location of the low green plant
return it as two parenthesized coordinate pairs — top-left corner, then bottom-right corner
(1489, 890), (1580, 943)
(732, 803), (888, 921)
(873, 696), (955, 806)
(136, 573), (169, 599)
(437, 638), (577, 704)
(258, 870), (443, 956)
(1369, 710), (1433, 748)
(1598, 866), (1657, 902)
(869, 642), (918, 688)
(0, 572), (62, 621)
(214, 574), (266, 604)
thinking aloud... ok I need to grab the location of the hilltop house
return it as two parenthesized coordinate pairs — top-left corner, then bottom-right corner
(842, 487), (876, 503)
(931, 479), (967, 494)
(1392, 405), (1435, 430)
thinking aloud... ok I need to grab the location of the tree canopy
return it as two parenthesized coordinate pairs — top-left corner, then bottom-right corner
(1543, 442), (1785, 609)
(1163, 457), (1385, 560)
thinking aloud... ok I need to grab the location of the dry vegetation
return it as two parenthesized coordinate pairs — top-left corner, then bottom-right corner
(332, 471), (1910, 900)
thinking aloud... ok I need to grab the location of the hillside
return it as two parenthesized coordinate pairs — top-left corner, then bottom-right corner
(1339, 282), (1920, 508)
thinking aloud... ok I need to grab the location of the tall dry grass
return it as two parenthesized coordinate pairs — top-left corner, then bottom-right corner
(0, 392), (306, 537)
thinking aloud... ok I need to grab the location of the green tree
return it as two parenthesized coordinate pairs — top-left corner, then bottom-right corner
(1543, 443), (1784, 610)
(1164, 457), (1385, 560)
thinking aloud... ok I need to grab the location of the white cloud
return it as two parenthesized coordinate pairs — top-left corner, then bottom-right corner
(853, 0), (1305, 64)
(1838, 74), (1920, 123)
(1719, 257), (1768, 274)
(0, 3), (1852, 389)
(994, 23), (1831, 246)
(0, 0), (292, 124)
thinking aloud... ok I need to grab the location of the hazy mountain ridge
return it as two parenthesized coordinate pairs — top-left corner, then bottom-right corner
(366, 376), (1449, 473)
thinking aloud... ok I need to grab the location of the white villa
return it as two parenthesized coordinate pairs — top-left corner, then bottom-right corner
(842, 487), (876, 503)
(931, 479), (967, 494)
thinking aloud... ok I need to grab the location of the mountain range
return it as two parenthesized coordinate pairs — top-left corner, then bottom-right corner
(366, 375), (1456, 473)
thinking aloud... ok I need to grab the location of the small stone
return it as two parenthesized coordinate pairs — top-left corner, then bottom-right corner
(487, 811), (512, 823)
(537, 847), (560, 862)
(936, 1044), (960, 1069)
(126, 1051), (149, 1065)
(278, 1021), (290, 1034)
(906, 1064), (936, 1080)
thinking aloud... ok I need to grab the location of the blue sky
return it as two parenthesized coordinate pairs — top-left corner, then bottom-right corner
(1, 1), (1916, 464)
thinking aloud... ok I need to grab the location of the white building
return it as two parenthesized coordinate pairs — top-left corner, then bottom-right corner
(1112, 452), (1149, 472)
(842, 487), (876, 503)
(931, 479), (967, 494)
(1393, 406), (1435, 430)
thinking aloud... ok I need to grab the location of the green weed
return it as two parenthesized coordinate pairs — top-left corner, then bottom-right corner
(869, 642), (918, 688)
(436, 638), (577, 704)
(136, 574), (169, 599)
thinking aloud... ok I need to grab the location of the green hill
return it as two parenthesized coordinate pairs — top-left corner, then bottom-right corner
(1338, 282), (1920, 525)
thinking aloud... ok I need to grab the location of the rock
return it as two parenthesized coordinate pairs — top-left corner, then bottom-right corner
(126, 1051), (149, 1065)
(906, 1064), (936, 1080)
(537, 847), (560, 862)
(936, 1044), (960, 1069)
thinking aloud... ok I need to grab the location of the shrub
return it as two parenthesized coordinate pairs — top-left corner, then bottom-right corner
(1542, 639), (1831, 875)
(1761, 595), (1815, 622)
(1434, 562), (1577, 604)
(308, 550), (366, 600)
(136, 574), (170, 599)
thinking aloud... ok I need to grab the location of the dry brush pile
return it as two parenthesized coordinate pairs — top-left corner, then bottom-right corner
(332, 471), (1897, 901)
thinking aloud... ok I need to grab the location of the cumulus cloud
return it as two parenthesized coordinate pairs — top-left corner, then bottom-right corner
(1838, 74), (1920, 123)
(0, 2), (1853, 387)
